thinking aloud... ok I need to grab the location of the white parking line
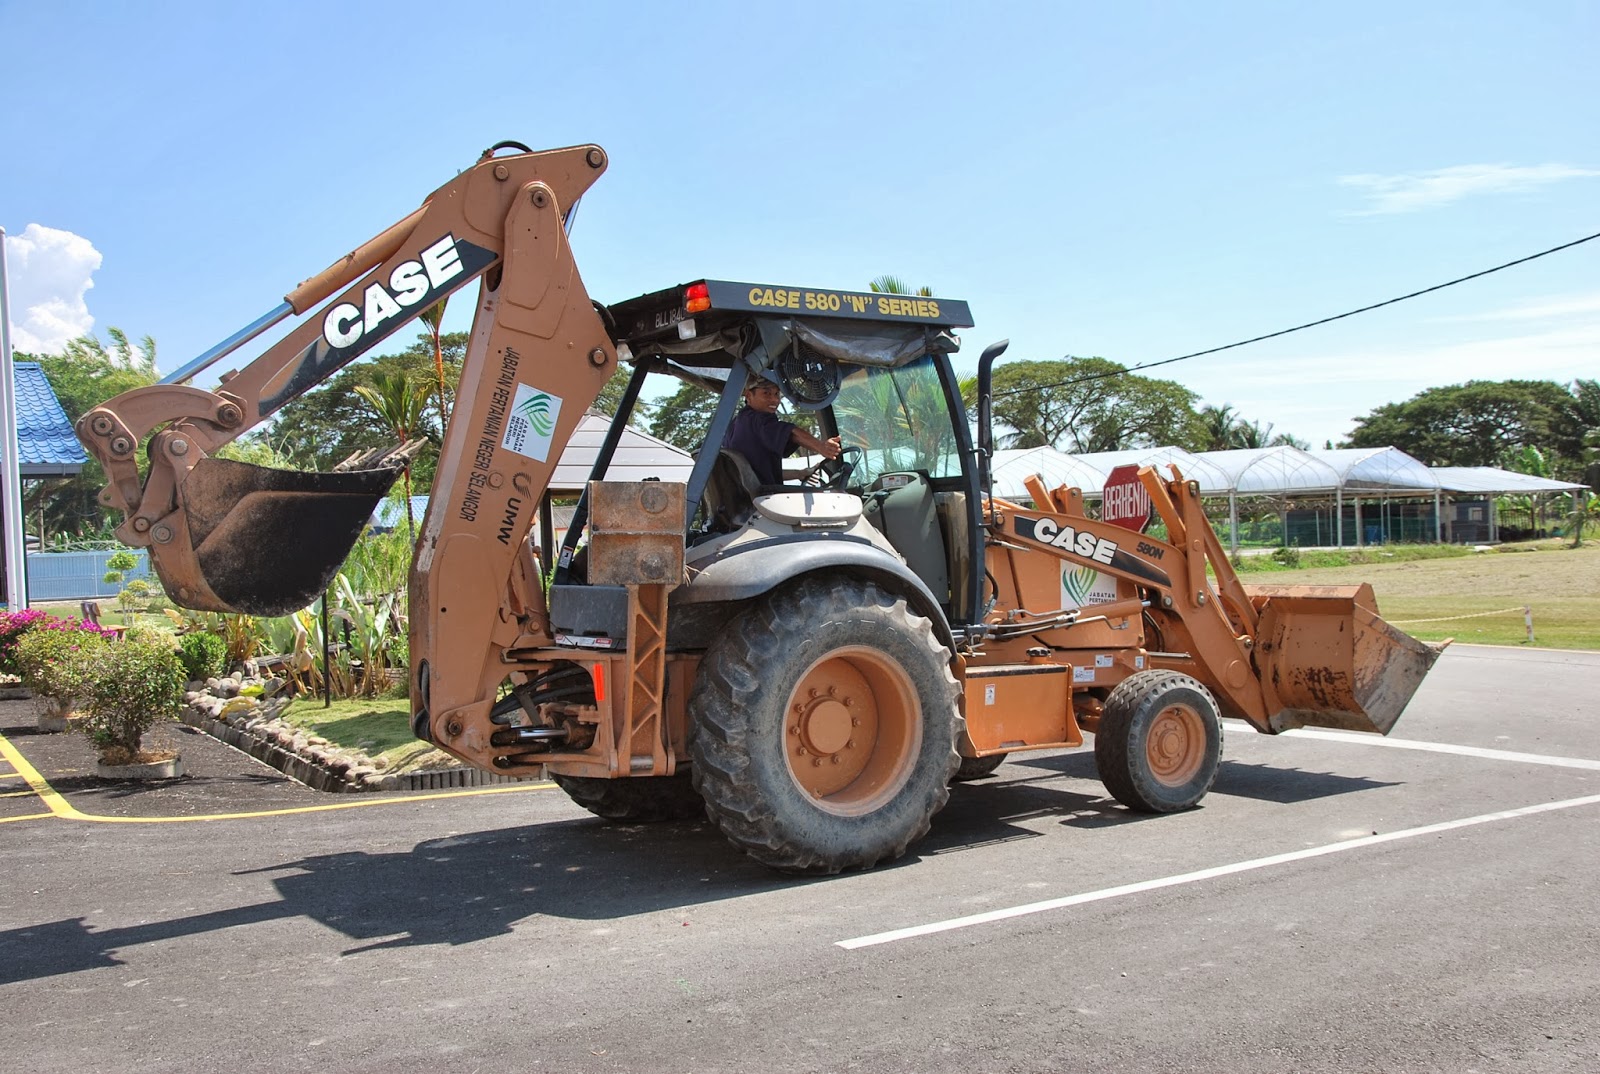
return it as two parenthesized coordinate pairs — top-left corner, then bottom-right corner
(837, 792), (1600, 950)
(1223, 721), (1600, 771)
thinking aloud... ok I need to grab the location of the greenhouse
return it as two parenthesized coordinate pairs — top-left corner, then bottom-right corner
(989, 442), (1589, 550)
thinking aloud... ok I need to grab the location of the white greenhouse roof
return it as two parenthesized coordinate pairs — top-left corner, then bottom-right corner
(1429, 467), (1587, 495)
(1064, 447), (1234, 497)
(990, 442), (1588, 504)
(989, 447), (1107, 500)
(1302, 447), (1439, 491)
(1202, 447), (1343, 495)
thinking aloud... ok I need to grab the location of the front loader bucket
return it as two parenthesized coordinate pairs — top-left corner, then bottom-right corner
(153, 456), (400, 617)
(1246, 583), (1445, 735)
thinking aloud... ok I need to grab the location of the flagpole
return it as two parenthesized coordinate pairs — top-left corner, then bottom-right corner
(0, 228), (31, 610)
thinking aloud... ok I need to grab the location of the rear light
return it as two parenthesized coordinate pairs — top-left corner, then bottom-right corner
(684, 282), (711, 314)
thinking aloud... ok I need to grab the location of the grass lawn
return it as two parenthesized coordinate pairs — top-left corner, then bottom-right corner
(1237, 539), (1600, 650)
(32, 600), (168, 628)
(276, 695), (457, 774)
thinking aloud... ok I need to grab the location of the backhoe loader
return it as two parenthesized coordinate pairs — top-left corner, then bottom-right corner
(76, 141), (1443, 873)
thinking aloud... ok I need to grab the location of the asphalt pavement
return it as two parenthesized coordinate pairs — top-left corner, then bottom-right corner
(2, 644), (1596, 1073)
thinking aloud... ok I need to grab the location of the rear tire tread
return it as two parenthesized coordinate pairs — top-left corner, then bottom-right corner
(690, 578), (962, 874)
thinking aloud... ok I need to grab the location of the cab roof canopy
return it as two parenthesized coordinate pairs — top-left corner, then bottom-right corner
(605, 280), (974, 373)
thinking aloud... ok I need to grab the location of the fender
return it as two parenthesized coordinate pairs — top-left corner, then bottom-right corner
(676, 535), (955, 649)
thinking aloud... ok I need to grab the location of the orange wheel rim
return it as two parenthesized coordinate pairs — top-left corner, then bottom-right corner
(1146, 703), (1206, 786)
(783, 646), (920, 816)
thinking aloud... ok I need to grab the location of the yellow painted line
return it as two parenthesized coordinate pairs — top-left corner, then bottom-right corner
(0, 812), (55, 824)
(0, 731), (554, 824)
(1, 787), (44, 798)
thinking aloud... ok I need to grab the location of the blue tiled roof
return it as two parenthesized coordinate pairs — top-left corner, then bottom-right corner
(13, 362), (87, 475)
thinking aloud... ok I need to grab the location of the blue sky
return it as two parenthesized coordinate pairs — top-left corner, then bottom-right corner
(3, 0), (1596, 450)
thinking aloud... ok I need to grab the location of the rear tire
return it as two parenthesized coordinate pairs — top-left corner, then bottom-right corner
(551, 772), (704, 822)
(1094, 670), (1222, 812)
(952, 754), (1008, 782)
(690, 577), (962, 874)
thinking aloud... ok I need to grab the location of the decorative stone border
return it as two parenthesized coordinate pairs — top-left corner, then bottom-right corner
(182, 671), (536, 793)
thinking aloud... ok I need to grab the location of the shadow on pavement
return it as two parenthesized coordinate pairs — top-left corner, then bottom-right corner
(1009, 748), (1400, 804)
(1, 780), (1103, 984)
(0, 739), (1401, 985)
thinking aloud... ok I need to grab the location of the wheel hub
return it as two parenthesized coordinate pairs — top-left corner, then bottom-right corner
(783, 647), (918, 815)
(792, 688), (855, 757)
(1147, 703), (1205, 785)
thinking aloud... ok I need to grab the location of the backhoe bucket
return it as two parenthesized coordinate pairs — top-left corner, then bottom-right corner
(154, 456), (400, 617)
(1246, 583), (1444, 735)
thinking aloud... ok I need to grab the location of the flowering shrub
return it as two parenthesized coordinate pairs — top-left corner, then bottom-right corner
(14, 628), (114, 718)
(0, 610), (119, 677)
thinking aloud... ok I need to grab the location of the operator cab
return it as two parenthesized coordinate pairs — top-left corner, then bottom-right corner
(554, 279), (984, 643)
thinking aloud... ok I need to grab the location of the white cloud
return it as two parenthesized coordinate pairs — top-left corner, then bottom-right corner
(3, 224), (102, 354)
(1339, 163), (1600, 215)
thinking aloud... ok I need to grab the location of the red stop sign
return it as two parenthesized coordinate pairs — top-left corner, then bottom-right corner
(1101, 464), (1152, 532)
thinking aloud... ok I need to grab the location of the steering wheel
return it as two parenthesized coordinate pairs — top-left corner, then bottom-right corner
(804, 445), (862, 490)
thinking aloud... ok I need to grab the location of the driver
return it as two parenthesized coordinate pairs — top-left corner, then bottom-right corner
(722, 372), (841, 486)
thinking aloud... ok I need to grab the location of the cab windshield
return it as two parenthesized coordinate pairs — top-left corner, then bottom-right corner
(831, 354), (962, 487)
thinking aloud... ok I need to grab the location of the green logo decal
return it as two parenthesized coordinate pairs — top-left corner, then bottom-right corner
(515, 391), (555, 437)
(1062, 566), (1099, 607)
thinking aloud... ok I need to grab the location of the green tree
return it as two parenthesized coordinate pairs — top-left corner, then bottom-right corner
(594, 364), (634, 419)
(353, 371), (434, 542)
(975, 357), (1201, 452)
(1194, 403), (1305, 451)
(263, 329), (464, 485)
(1344, 379), (1587, 476)
(22, 329), (161, 540)
(646, 381), (720, 451)
(1197, 404), (1242, 451)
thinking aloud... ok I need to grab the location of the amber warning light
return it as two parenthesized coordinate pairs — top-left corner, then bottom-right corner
(684, 282), (711, 313)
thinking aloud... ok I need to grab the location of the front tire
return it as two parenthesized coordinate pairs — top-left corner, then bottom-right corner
(689, 577), (962, 873)
(1094, 670), (1222, 812)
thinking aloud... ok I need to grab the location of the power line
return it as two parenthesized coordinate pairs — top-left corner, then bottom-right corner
(992, 229), (1600, 398)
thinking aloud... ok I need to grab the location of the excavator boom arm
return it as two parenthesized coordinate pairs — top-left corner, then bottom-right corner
(76, 142), (621, 758)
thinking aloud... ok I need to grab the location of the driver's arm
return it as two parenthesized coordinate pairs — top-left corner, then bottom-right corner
(781, 430), (843, 482)
(791, 429), (841, 460)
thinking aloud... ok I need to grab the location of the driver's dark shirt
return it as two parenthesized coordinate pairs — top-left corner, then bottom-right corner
(722, 407), (795, 486)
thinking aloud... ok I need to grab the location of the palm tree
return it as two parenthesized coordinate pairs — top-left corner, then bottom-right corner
(868, 275), (933, 297)
(418, 299), (451, 430)
(1198, 404), (1242, 451)
(353, 372), (434, 543)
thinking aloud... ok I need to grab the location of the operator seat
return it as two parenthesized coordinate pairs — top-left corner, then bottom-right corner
(700, 449), (762, 532)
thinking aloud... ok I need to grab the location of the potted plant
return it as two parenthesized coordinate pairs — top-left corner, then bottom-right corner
(13, 620), (115, 730)
(82, 628), (188, 779)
